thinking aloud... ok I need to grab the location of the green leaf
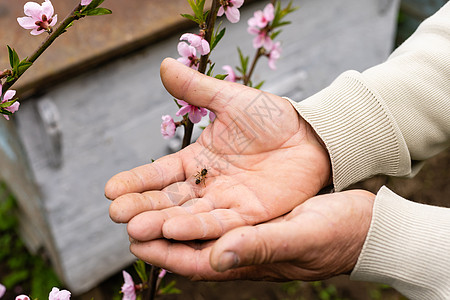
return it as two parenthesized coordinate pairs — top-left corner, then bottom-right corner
(237, 47), (249, 75)
(254, 80), (265, 90)
(271, 1), (297, 29)
(83, 0), (104, 10)
(211, 27), (226, 51)
(5, 76), (15, 83)
(0, 99), (17, 109)
(64, 21), (74, 31)
(206, 63), (215, 77)
(133, 260), (148, 283)
(270, 30), (282, 40)
(7, 46), (19, 69)
(214, 74), (227, 80)
(85, 7), (112, 16)
(180, 13), (199, 24)
(159, 280), (182, 295)
(17, 60), (33, 76)
(0, 109), (13, 116)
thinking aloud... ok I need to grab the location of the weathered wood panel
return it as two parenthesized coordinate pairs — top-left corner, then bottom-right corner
(6, 0), (400, 294)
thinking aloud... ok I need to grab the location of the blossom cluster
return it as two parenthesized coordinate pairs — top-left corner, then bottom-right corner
(247, 3), (282, 70)
(121, 269), (167, 300)
(0, 84), (19, 120)
(0, 284), (70, 300)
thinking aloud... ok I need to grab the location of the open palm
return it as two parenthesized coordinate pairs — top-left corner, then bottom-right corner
(105, 58), (331, 242)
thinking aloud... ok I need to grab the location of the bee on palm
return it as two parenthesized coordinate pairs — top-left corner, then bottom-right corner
(194, 168), (208, 186)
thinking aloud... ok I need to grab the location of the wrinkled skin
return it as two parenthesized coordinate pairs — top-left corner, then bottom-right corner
(106, 58), (331, 242)
(105, 59), (373, 281)
(128, 190), (374, 281)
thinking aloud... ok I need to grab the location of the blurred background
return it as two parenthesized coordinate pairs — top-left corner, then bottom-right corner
(0, 0), (448, 299)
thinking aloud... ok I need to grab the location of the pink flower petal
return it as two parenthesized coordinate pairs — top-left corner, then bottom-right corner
(49, 287), (71, 300)
(24, 2), (42, 19)
(161, 115), (176, 139)
(3, 90), (16, 102)
(225, 6), (240, 23)
(50, 14), (58, 26)
(41, 0), (54, 19)
(17, 16), (38, 29)
(217, 6), (225, 16)
(232, 0), (244, 8)
(177, 42), (195, 57)
(209, 110), (216, 122)
(81, 0), (92, 5)
(15, 295), (30, 300)
(189, 108), (203, 123)
(263, 3), (275, 22)
(0, 284), (5, 298)
(200, 39), (210, 55)
(176, 105), (191, 117)
(177, 57), (191, 67)
(176, 99), (189, 106)
(222, 65), (236, 82)
(6, 101), (20, 114)
(121, 271), (136, 300)
(30, 28), (45, 35)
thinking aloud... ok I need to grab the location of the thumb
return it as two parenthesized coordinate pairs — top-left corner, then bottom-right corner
(160, 57), (259, 114)
(210, 220), (310, 272)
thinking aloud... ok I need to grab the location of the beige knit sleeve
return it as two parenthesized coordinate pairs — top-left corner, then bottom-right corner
(287, 2), (450, 190)
(350, 186), (450, 299)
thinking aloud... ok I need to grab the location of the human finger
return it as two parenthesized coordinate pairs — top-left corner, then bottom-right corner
(160, 58), (259, 114)
(129, 239), (234, 280)
(109, 181), (197, 223)
(126, 199), (221, 241)
(209, 218), (319, 273)
(162, 209), (250, 240)
(104, 152), (185, 200)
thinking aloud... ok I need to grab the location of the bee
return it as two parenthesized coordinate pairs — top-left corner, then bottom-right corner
(195, 168), (208, 185)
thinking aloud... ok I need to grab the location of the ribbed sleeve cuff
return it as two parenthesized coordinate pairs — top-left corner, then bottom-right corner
(351, 186), (450, 299)
(286, 70), (411, 191)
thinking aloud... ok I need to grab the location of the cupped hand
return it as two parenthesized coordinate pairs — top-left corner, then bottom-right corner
(128, 190), (375, 281)
(105, 58), (331, 241)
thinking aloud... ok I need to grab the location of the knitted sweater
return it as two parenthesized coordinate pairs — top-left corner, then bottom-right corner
(288, 3), (450, 299)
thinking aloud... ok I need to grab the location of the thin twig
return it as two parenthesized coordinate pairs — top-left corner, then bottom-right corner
(181, 0), (220, 149)
(2, 5), (83, 91)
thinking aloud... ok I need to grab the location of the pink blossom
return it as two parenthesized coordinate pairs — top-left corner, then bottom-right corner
(248, 26), (273, 50)
(81, 0), (92, 5)
(268, 41), (282, 70)
(49, 287), (71, 300)
(161, 115), (176, 139)
(247, 3), (275, 50)
(180, 33), (210, 56)
(176, 100), (207, 124)
(17, 0), (58, 35)
(209, 110), (216, 122)
(158, 269), (167, 279)
(222, 65), (237, 82)
(217, 0), (244, 23)
(121, 271), (136, 300)
(177, 43), (199, 70)
(248, 3), (274, 28)
(1, 85), (19, 121)
(0, 284), (5, 298)
(15, 296), (30, 300)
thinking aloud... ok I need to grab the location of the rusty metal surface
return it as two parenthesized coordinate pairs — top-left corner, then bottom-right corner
(0, 0), (196, 97)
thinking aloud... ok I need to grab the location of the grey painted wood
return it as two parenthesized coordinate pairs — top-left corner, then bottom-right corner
(7, 0), (400, 293)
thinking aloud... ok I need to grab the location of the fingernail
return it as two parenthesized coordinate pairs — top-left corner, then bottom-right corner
(217, 251), (240, 272)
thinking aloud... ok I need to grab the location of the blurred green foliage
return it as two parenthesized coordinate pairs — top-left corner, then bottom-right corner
(0, 182), (62, 299)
